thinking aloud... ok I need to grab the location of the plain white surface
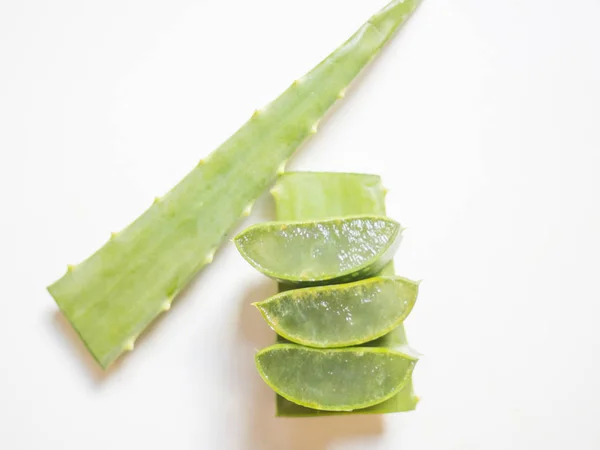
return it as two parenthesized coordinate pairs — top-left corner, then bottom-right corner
(1, 0), (599, 448)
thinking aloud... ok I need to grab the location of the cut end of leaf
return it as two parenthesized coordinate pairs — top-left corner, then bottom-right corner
(233, 216), (403, 285)
(256, 344), (417, 411)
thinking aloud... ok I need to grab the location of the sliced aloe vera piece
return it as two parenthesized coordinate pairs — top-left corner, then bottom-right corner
(272, 172), (419, 416)
(234, 216), (403, 285)
(276, 328), (419, 417)
(253, 276), (418, 347)
(47, 0), (423, 368)
(256, 344), (417, 411)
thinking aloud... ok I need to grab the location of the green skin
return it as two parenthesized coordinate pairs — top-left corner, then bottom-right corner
(253, 276), (419, 348)
(271, 172), (420, 416)
(234, 216), (403, 286)
(256, 344), (417, 412)
(46, 0), (423, 368)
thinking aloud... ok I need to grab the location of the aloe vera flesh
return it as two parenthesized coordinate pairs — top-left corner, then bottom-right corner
(235, 217), (402, 285)
(46, 0), (423, 368)
(254, 276), (418, 347)
(256, 344), (417, 411)
(273, 172), (419, 416)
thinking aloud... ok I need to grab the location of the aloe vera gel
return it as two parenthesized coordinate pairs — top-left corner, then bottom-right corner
(234, 217), (403, 285)
(256, 344), (417, 411)
(253, 276), (418, 348)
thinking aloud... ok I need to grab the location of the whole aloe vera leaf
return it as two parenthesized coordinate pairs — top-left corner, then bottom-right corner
(256, 344), (417, 412)
(272, 172), (419, 416)
(234, 216), (403, 285)
(253, 276), (419, 348)
(47, 0), (423, 369)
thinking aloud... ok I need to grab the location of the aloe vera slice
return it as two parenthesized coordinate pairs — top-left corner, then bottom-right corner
(253, 276), (418, 347)
(272, 172), (419, 416)
(234, 216), (403, 285)
(46, 0), (423, 368)
(256, 344), (417, 411)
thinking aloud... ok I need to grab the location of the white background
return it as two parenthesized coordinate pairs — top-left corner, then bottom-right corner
(1, 0), (599, 448)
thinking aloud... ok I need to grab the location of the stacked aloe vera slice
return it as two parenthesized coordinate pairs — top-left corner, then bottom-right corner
(235, 172), (421, 416)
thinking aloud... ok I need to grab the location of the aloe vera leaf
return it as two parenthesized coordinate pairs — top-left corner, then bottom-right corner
(234, 216), (403, 285)
(256, 344), (417, 412)
(272, 172), (419, 416)
(253, 276), (418, 348)
(46, 0), (423, 368)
